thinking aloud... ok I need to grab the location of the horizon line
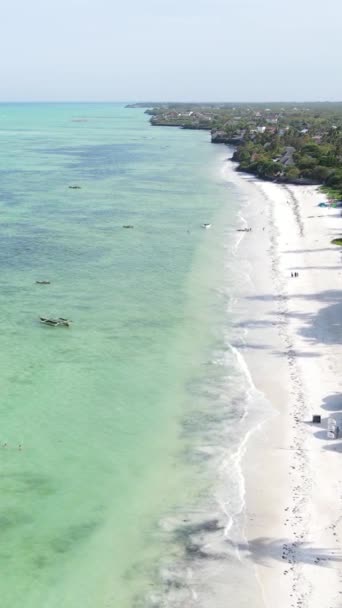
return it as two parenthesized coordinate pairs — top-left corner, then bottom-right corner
(0, 99), (342, 105)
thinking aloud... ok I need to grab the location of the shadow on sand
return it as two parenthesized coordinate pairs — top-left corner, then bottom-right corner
(226, 537), (342, 567)
(245, 290), (342, 346)
(321, 393), (342, 411)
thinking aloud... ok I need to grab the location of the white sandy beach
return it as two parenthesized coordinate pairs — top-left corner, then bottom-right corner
(139, 159), (342, 608)
(228, 162), (342, 608)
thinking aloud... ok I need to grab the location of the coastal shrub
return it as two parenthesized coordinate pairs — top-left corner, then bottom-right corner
(253, 159), (282, 178)
(303, 166), (333, 181)
(319, 154), (336, 167)
(294, 154), (317, 170)
(301, 143), (322, 158)
(321, 185), (342, 200)
(285, 166), (300, 180)
(237, 149), (252, 163)
(326, 169), (342, 189)
(331, 238), (342, 246)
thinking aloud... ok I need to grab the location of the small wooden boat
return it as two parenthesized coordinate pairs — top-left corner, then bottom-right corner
(68, 185), (81, 189)
(201, 223), (212, 229)
(40, 317), (71, 327)
(123, 225), (134, 229)
(36, 280), (51, 285)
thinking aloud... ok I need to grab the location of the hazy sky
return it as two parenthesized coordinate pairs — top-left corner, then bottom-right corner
(1, 0), (341, 101)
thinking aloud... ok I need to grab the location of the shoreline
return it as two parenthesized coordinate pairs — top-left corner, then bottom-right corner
(139, 104), (342, 197)
(225, 158), (342, 608)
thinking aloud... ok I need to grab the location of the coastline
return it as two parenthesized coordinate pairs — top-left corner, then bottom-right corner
(225, 158), (342, 608)
(140, 103), (342, 197)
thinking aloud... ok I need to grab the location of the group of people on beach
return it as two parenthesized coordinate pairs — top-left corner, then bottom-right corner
(291, 272), (299, 278)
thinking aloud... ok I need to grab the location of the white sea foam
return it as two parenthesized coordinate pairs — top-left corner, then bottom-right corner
(137, 155), (278, 608)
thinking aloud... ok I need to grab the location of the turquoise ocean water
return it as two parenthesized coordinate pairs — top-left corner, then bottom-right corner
(0, 104), (258, 607)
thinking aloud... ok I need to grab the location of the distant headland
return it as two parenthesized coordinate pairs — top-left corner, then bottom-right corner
(126, 102), (342, 198)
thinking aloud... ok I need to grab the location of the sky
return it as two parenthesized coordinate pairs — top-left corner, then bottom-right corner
(0, 0), (341, 102)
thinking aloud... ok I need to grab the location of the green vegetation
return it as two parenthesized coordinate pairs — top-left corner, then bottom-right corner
(331, 238), (342, 246)
(234, 127), (342, 191)
(128, 102), (342, 197)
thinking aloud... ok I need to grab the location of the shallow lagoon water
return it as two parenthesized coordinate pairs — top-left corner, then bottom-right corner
(0, 104), (257, 607)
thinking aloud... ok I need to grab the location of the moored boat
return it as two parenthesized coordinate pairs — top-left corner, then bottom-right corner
(39, 317), (71, 327)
